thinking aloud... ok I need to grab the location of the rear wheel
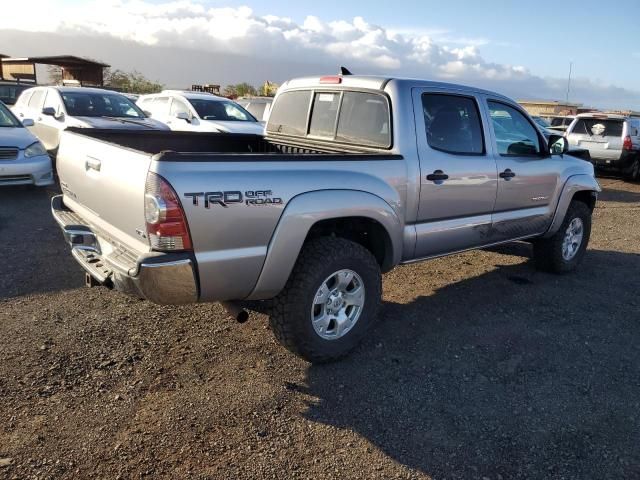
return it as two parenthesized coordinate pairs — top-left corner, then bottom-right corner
(270, 237), (382, 363)
(626, 158), (640, 182)
(533, 201), (592, 273)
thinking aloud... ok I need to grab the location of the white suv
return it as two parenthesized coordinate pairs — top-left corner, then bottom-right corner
(137, 91), (264, 135)
(566, 113), (640, 180)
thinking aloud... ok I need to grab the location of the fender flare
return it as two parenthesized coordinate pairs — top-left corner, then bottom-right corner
(544, 174), (601, 237)
(246, 189), (403, 300)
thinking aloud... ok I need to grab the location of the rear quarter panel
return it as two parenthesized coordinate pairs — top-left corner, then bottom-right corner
(152, 157), (408, 301)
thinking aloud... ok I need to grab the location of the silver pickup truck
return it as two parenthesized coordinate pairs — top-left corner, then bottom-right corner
(52, 75), (600, 362)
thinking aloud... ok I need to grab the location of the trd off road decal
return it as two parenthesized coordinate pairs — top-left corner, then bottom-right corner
(184, 190), (283, 208)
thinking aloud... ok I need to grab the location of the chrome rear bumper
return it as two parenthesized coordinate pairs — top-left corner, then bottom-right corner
(51, 195), (198, 304)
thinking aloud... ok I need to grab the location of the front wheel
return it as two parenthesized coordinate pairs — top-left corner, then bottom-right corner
(533, 201), (592, 273)
(269, 237), (382, 363)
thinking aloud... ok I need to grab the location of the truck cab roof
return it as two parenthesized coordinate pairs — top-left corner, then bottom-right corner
(281, 75), (513, 101)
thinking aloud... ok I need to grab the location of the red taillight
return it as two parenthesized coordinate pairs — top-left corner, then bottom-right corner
(144, 172), (192, 251)
(319, 76), (342, 84)
(623, 135), (632, 150)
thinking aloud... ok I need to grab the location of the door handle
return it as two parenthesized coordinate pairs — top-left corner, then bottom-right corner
(499, 169), (516, 180)
(426, 170), (449, 182)
(85, 157), (102, 172)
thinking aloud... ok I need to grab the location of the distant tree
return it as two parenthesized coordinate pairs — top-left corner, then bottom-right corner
(259, 81), (279, 97)
(103, 68), (163, 94)
(223, 82), (258, 98)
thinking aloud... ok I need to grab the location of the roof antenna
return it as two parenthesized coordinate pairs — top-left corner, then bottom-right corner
(340, 66), (352, 76)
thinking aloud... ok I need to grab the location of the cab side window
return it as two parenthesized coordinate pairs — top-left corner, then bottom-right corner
(169, 98), (190, 117)
(43, 90), (63, 115)
(488, 101), (541, 156)
(422, 93), (484, 155)
(150, 97), (170, 116)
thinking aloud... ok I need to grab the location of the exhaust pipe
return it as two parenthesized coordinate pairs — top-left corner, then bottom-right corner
(220, 301), (249, 323)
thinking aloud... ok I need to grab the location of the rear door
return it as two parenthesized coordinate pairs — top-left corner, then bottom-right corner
(568, 117), (625, 162)
(412, 88), (498, 258)
(484, 99), (561, 240)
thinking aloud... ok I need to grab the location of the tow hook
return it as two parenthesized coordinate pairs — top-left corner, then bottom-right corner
(220, 301), (249, 323)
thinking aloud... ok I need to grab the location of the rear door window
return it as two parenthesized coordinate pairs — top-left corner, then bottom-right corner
(28, 89), (45, 110)
(571, 118), (624, 137)
(267, 90), (312, 135)
(422, 93), (484, 154)
(335, 92), (390, 147)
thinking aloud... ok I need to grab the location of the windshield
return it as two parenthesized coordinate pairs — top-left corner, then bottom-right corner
(61, 91), (146, 118)
(188, 99), (256, 122)
(0, 84), (30, 106)
(0, 102), (21, 127)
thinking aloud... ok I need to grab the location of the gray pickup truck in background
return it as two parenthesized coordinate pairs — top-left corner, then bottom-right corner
(52, 74), (600, 362)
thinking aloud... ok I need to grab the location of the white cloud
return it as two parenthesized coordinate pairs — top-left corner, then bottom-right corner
(1, 0), (638, 109)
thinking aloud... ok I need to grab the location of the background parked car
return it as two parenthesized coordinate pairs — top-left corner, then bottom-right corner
(566, 113), (640, 180)
(544, 115), (576, 132)
(137, 91), (264, 134)
(11, 86), (168, 156)
(236, 96), (273, 123)
(0, 82), (32, 106)
(0, 101), (53, 187)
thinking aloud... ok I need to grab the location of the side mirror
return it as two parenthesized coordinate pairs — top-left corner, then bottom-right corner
(42, 107), (56, 117)
(22, 118), (34, 127)
(142, 110), (152, 117)
(549, 134), (569, 155)
(175, 111), (191, 122)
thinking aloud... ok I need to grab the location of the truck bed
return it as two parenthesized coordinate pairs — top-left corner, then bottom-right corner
(68, 128), (395, 158)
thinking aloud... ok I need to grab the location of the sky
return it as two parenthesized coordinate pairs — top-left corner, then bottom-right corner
(2, 0), (640, 109)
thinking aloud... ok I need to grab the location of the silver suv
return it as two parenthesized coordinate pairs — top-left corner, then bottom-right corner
(566, 113), (640, 180)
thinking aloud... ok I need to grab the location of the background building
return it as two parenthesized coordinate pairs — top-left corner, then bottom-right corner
(518, 100), (582, 116)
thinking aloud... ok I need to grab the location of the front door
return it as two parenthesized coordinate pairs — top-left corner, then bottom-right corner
(413, 88), (498, 258)
(484, 99), (561, 241)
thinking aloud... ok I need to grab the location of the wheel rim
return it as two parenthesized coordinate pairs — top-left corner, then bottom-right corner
(311, 269), (365, 340)
(562, 217), (584, 261)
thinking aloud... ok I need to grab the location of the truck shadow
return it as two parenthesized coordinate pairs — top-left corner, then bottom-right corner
(0, 185), (84, 299)
(297, 248), (640, 479)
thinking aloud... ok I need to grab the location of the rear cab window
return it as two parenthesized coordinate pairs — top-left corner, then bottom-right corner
(267, 89), (391, 148)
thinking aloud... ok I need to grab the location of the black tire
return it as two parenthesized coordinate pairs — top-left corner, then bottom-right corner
(270, 237), (382, 363)
(533, 201), (592, 273)
(625, 158), (640, 182)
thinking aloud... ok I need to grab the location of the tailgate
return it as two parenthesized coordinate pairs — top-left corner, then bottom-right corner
(56, 130), (153, 254)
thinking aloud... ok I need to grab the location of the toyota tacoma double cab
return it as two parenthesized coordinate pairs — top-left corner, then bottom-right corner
(51, 74), (600, 362)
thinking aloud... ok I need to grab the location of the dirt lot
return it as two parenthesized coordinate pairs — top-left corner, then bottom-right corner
(0, 178), (639, 480)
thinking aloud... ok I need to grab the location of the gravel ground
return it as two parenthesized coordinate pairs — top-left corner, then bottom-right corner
(0, 178), (639, 480)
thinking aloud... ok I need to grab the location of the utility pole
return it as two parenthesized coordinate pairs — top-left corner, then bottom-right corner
(565, 61), (573, 104)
